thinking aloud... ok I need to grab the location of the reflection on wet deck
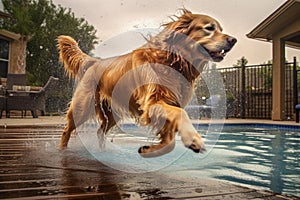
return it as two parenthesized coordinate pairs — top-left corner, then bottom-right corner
(0, 127), (299, 199)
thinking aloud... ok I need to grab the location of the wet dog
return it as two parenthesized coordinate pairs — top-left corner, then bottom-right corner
(57, 9), (236, 157)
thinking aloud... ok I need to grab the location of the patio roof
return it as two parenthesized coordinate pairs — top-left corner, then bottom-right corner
(247, 0), (300, 49)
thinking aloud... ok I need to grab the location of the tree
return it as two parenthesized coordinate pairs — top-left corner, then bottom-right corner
(1, 0), (45, 73)
(233, 56), (248, 67)
(259, 58), (300, 89)
(25, 2), (98, 85)
(1, 0), (98, 112)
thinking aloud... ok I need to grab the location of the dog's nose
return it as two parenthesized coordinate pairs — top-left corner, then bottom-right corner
(227, 36), (237, 47)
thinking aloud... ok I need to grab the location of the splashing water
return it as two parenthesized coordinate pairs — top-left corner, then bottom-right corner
(74, 120), (204, 173)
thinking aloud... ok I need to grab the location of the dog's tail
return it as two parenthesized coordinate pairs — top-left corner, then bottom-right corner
(57, 35), (88, 78)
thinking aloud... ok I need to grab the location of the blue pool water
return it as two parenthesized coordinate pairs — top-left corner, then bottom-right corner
(74, 123), (300, 197)
(168, 124), (300, 197)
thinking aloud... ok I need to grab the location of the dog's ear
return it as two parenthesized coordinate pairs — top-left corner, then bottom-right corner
(180, 8), (192, 15)
(162, 9), (195, 45)
(165, 10), (194, 34)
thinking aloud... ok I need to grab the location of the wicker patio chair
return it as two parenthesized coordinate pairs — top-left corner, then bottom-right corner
(185, 96), (220, 119)
(6, 76), (59, 118)
(198, 95), (222, 118)
(0, 83), (6, 118)
(6, 73), (27, 90)
(0, 95), (6, 118)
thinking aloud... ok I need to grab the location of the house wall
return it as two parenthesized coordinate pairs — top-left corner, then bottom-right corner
(272, 37), (286, 120)
(0, 30), (26, 75)
(272, 18), (300, 120)
(9, 38), (25, 74)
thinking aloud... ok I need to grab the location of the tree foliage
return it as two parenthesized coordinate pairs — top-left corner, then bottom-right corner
(0, 0), (98, 111)
(233, 56), (248, 67)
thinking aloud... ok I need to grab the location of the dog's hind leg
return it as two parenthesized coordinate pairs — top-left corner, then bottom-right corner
(59, 99), (95, 150)
(59, 104), (76, 149)
(59, 106), (95, 150)
(59, 80), (97, 150)
(95, 100), (118, 149)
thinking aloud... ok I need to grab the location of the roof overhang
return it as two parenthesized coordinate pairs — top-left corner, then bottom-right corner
(247, 0), (300, 49)
(0, 29), (21, 40)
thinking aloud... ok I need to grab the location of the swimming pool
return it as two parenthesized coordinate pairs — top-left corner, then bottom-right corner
(75, 123), (300, 197)
(168, 124), (300, 198)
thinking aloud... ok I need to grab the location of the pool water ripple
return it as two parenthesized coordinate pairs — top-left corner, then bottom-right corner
(167, 125), (300, 197)
(74, 124), (300, 197)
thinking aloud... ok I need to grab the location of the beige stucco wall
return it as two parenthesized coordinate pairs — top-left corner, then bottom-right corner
(8, 38), (26, 74)
(0, 29), (26, 75)
(272, 37), (286, 120)
(272, 18), (300, 120)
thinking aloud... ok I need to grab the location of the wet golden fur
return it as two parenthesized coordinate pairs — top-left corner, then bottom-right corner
(57, 9), (236, 157)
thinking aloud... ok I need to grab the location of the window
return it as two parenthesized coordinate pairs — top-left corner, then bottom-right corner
(0, 38), (9, 78)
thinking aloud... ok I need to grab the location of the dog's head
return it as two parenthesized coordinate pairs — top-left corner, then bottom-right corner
(164, 9), (236, 62)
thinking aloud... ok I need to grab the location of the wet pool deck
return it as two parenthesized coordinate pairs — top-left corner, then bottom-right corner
(0, 116), (299, 200)
(1, 116), (300, 128)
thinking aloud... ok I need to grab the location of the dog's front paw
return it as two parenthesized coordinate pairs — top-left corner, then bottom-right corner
(138, 142), (176, 158)
(186, 134), (206, 153)
(188, 142), (206, 153)
(138, 145), (150, 154)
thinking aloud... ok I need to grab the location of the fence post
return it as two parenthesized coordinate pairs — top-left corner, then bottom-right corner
(293, 57), (298, 110)
(241, 58), (246, 119)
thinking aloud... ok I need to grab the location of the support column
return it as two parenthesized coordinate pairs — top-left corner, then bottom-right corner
(272, 37), (286, 121)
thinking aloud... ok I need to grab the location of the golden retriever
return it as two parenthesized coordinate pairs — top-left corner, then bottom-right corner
(57, 9), (236, 157)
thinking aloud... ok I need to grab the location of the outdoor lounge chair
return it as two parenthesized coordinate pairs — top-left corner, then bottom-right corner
(6, 73), (27, 90)
(0, 95), (6, 118)
(0, 75), (24, 118)
(6, 76), (59, 118)
(185, 95), (222, 119)
(199, 95), (222, 118)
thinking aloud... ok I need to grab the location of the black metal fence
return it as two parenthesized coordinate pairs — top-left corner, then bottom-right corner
(197, 57), (298, 120)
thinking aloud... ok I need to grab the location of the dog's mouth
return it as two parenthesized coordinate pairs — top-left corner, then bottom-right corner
(203, 47), (232, 62)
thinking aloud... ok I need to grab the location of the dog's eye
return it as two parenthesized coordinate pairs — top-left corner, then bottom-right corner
(205, 25), (215, 31)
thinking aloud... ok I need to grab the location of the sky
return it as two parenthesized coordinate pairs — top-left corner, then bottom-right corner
(2, 0), (300, 67)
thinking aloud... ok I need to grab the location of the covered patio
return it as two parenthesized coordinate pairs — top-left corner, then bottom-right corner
(247, 0), (300, 121)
